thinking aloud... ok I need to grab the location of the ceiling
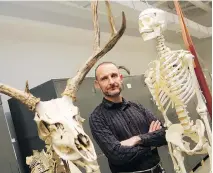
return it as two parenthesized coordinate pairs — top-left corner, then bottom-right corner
(0, 1), (211, 42)
(146, 1), (212, 26)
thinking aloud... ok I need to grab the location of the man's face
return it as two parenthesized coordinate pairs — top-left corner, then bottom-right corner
(95, 64), (123, 97)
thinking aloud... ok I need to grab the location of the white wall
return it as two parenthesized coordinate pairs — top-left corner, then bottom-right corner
(194, 37), (212, 72)
(194, 37), (212, 92)
(0, 16), (183, 113)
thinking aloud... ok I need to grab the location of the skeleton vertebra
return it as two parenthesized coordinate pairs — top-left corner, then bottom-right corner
(139, 8), (211, 173)
(26, 145), (66, 173)
(0, 1), (126, 172)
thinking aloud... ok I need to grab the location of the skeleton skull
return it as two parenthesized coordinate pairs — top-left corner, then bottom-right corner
(34, 96), (96, 162)
(139, 8), (166, 41)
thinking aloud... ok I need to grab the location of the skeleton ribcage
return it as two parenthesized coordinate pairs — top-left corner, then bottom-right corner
(145, 50), (196, 129)
(161, 50), (195, 104)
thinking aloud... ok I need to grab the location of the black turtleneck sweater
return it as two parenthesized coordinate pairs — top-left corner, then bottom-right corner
(89, 97), (167, 173)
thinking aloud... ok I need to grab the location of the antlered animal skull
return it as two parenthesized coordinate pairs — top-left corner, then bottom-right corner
(34, 96), (96, 162)
(0, 1), (126, 172)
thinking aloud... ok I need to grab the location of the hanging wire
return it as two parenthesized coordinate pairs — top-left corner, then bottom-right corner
(140, 0), (150, 8)
(144, 0), (149, 7)
(131, 1), (135, 10)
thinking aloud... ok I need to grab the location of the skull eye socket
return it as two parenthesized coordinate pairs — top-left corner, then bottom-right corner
(42, 121), (49, 129)
(39, 121), (50, 136)
(139, 20), (144, 28)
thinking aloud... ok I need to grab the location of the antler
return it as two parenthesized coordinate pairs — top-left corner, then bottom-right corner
(0, 83), (40, 111)
(118, 66), (130, 75)
(62, 0), (126, 101)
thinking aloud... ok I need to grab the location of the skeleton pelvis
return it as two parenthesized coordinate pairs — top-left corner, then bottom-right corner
(166, 119), (207, 154)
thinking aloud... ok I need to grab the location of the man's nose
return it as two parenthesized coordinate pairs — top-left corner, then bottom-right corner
(108, 77), (114, 84)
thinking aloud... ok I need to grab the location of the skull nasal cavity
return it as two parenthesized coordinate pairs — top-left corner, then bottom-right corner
(77, 134), (89, 146)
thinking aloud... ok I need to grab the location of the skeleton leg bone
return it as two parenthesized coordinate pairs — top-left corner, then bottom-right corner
(173, 147), (187, 173)
(168, 142), (181, 173)
(203, 142), (212, 173)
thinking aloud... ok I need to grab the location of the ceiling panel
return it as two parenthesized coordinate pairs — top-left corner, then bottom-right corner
(155, 1), (212, 26)
(0, 1), (210, 40)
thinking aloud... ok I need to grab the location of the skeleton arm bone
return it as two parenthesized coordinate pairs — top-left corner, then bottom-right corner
(185, 53), (212, 146)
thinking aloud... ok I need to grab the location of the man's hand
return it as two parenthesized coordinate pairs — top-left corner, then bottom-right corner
(149, 120), (162, 132)
(120, 136), (141, 147)
(120, 121), (162, 146)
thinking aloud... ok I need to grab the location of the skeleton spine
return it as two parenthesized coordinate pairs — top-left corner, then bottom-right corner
(156, 35), (171, 58)
(156, 35), (192, 131)
(175, 105), (191, 130)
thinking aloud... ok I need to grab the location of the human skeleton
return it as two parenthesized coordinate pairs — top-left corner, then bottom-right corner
(0, 1), (126, 173)
(138, 8), (212, 173)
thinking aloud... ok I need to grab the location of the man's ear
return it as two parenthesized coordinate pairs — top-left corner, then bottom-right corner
(94, 80), (100, 89)
(120, 74), (123, 82)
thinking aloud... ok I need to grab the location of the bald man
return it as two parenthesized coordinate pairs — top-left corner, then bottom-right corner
(89, 62), (167, 173)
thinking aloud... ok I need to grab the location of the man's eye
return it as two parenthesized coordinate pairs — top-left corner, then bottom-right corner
(101, 77), (107, 81)
(112, 74), (118, 78)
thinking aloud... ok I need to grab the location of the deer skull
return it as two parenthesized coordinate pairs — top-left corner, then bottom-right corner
(34, 96), (96, 162)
